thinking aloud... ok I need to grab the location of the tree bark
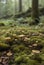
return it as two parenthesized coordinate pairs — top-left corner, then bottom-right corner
(32, 0), (39, 21)
(19, 0), (22, 12)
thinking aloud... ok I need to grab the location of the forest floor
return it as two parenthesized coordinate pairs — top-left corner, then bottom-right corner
(0, 17), (44, 65)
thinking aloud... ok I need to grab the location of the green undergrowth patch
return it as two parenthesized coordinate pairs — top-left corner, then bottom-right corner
(0, 19), (44, 65)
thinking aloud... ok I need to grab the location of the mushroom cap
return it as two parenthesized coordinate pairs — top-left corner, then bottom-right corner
(24, 37), (30, 41)
(32, 44), (38, 47)
(12, 34), (17, 37)
(32, 50), (40, 54)
(7, 51), (12, 57)
(18, 34), (25, 38)
(5, 37), (11, 41)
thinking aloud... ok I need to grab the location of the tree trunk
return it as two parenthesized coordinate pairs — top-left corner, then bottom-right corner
(19, 0), (22, 12)
(32, 0), (39, 23)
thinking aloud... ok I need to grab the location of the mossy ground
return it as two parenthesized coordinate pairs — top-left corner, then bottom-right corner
(0, 18), (44, 65)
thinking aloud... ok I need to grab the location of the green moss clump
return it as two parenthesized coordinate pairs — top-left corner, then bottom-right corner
(0, 43), (10, 50)
(14, 54), (40, 65)
(0, 23), (5, 26)
(15, 54), (29, 63)
(12, 44), (25, 53)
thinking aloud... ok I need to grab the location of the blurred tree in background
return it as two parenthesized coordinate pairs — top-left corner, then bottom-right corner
(32, 0), (39, 24)
(0, 0), (44, 18)
(19, 0), (22, 12)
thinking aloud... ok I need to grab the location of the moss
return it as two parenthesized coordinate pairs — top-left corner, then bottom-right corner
(0, 43), (10, 50)
(14, 54), (40, 65)
(15, 54), (29, 63)
(41, 48), (44, 54)
(12, 44), (31, 54)
(0, 19), (44, 65)
(40, 54), (44, 61)
(0, 23), (5, 26)
(12, 44), (25, 53)
(30, 53), (42, 63)
(9, 59), (14, 65)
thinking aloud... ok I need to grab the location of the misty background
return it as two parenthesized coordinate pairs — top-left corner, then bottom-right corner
(0, 0), (44, 18)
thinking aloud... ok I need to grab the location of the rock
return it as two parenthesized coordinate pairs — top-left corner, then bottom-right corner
(7, 51), (12, 57)
(32, 50), (40, 54)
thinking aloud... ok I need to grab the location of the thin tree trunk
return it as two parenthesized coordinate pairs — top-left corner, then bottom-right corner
(19, 0), (22, 12)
